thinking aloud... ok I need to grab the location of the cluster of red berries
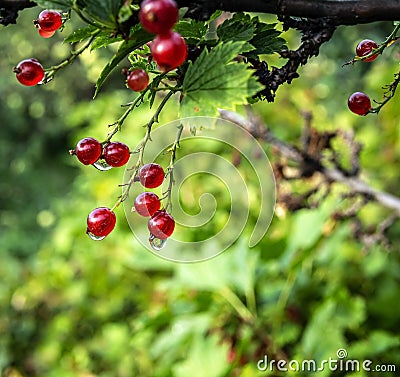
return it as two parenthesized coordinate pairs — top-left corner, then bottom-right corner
(13, 10), (63, 86)
(34, 10), (63, 38)
(123, 0), (188, 93)
(139, 0), (187, 72)
(347, 39), (379, 116)
(71, 137), (131, 167)
(134, 163), (175, 241)
(70, 137), (174, 242)
(86, 163), (175, 242)
(70, 137), (128, 240)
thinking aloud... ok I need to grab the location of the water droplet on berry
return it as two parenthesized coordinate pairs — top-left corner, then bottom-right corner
(92, 159), (112, 171)
(86, 229), (106, 241)
(149, 234), (167, 250)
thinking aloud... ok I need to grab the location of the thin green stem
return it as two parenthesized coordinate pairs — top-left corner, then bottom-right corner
(111, 90), (175, 211)
(162, 123), (184, 212)
(104, 90), (149, 143)
(371, 71), (400, 113)
(137, 90), (175, 166)
(44, 34), (99, 82)
(72, 6), (105, 29)
(217, 287), (255, 323)
(345, 23), (400, 65)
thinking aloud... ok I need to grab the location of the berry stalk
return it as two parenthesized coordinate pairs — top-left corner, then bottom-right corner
(162, 122), (184, 212)
(110, 90), (175, 211)
(43, 33), (99, 82)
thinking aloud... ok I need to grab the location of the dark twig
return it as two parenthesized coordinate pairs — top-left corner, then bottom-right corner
(218, 109), (400, 216)
(251, 17), (336, 102)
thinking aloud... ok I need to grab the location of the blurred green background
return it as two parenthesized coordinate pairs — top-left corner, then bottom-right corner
(1, 7), (400, 377)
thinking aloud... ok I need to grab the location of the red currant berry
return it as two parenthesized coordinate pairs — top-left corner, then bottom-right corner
(139, 163), (165, 188)
(72, 137), (102, 165)
(134, 192), (161, 216)
(13, 59), (45, 86)
(126, 69), (150, 92)
(103, 141), (131, 167)
(139, 0), (178, 35)
(348, 91), (372, 115)
(36, 10), (62, 32)
(151, 31), (188, 72)
(38, 26), (55, 38)
(87, 207), (116, 239)
(356, 39), (379, 62)
(148, 210), (175, 239)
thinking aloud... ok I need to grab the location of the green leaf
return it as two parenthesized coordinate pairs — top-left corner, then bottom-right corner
(246, 23), (286, 58)
(33, 0), (72, 8)
(64, 25), (98, 43)
(217, 13), (255, 43)
(78, 0), (124, 28)
(90, 32), (122, 50)
(174, 20), (208, 43)
(94, 29), (152, 97)
(173, 334), (230, 377)
(181, 41), (262, 118)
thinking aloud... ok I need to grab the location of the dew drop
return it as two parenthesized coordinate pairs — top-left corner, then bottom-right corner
(92, 159), (112, 171)
(149, 234), (167, 250)
(87, 230), (105, 241)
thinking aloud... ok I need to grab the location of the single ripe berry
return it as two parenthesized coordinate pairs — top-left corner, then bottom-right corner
(139, 0), (178, 35)
(72, 137), (102, 165)
(87, 207), (116, 239)
(151, 31), (188, 72)
(13, 59), (45, 86)
(103, 141), (130, 167)
(36, 10), (63, 32)
(126, 69), (150, 92)
(134, 192), (161, 216)
(148, 210), (175, 239)
(348, 92), (372, 115)
(38, 27), (55, 38)
(139, 163), (165, 188)
(356, 39), (379, 62)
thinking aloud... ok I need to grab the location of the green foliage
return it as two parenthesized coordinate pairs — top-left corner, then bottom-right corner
(33, 0), (73, 9)
(217, 13), (286, 57)
(1, 4), (400, 377)
(181, 42), (262, 118)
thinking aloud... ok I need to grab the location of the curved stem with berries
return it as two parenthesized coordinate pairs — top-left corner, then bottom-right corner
(345, 23), (400, 65)
(111, 90), (175, 212)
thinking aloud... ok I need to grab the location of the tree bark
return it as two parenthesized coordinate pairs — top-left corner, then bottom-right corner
(177, 0), (400, 25)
